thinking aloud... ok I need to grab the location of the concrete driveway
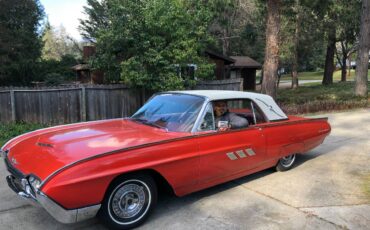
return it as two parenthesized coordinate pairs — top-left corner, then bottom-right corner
(1, 109), (369, 229)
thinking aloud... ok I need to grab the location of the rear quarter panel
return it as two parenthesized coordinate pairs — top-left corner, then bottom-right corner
(259, 116), (330, 159)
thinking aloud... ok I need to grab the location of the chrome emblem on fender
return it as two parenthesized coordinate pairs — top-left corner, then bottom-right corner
(226, 152), (238, 160)
(235, 150), (247, 158)
(11, 157), (19, 165)
(226, 148), (256, 160)
(245, 148), (256, 156)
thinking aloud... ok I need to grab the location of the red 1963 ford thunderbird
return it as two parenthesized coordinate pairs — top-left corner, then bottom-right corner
(1, 90), (330, 229)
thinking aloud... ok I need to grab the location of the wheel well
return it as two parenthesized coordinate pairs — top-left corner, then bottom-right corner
(107, 169), (175, 197)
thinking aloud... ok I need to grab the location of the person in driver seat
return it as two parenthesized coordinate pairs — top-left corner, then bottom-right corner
(213, 100), (249, 130)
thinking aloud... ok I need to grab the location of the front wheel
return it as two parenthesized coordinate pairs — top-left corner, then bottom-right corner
(99, 174), (157, 230)
(276, 154), (296, 172)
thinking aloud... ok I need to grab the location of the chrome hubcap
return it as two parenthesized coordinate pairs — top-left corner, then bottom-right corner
(280, 154), (296, 168)
(111, 183), (146, 219)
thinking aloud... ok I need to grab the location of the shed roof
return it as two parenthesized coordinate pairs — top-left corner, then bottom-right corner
(230, 56), (262, 69)
(71, 64), (90, 71)
(166, 90), (288, 121)
(205, 50), (235, 64)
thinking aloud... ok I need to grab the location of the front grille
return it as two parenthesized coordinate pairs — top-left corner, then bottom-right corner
(6, 175), (23, 193)
(4, 155), (27, 195)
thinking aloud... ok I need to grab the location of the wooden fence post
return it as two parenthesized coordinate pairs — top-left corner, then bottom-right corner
(10, 90), (16, 122)
(81, 87), (87, 121)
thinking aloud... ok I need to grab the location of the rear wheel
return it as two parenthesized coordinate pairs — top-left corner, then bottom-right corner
(276, 154), (296, 171)
(99, 174), (157, 230)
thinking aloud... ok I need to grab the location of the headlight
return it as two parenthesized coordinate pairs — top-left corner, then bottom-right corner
(21, 178), (33, 195)
(28, 176), (41, 191)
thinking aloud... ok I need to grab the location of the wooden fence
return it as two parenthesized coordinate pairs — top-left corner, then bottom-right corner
(0, 85), (145, 124)
(195, 78), (243, 91)
(0, 78), (243, 125)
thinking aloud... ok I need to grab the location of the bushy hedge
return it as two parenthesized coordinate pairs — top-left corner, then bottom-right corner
(0, 122), (47, 147)
(277, 82), (369, 114)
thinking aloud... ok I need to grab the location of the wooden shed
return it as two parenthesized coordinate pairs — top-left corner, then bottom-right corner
(71, 46), (104, 84)
(229, 56), (262, 91)
(205, 50), (235, 80)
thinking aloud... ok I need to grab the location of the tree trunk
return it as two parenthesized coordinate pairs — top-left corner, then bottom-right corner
(340, 41), (347, 82)
(355, 0), (370, 97)
(222, 28), (230, 55)
(341, 54), (347, 82)
(262, 0), (280, 99)
(348, 54), (351, 77)
(291, 0), (300, 89)
(322, 26), (336, 85)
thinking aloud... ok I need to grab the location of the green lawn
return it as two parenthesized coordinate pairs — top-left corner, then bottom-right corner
(277, 81), (369, 114)
(280, 70), (370, 81)
(0, 122), (46, 147)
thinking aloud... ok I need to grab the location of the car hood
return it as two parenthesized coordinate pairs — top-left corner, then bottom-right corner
(4, 119), (190, 180)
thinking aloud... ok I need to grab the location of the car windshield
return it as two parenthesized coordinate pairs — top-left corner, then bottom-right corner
(131, 94), (205, 132)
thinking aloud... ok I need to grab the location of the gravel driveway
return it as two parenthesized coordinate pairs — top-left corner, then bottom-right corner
(1, 109), (369, 230)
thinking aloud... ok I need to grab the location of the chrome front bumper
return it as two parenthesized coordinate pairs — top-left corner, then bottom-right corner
(5, 171), (101, 224)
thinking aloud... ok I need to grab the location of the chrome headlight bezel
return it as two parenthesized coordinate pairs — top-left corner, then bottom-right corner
(28, 175), (41, 191)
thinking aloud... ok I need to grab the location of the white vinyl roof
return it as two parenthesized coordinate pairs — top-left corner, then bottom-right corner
(167, 90), (288, 121)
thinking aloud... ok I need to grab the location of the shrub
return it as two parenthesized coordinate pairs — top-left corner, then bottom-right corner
(277, 82), (369, 114)
(0, 122), (46, 147)
(44, 73), (64, 85)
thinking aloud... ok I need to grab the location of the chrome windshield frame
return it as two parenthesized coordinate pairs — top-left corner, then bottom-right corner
(132, 92), (209, 133)
(191, 97), (211, 133)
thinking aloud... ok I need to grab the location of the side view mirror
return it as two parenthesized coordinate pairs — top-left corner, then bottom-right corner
(200, 121), (208, 130)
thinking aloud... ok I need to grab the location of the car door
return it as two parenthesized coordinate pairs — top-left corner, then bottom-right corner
(195, 101), (267, 186)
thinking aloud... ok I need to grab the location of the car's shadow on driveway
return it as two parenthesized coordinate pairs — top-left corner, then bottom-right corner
(145, 151), (321, 226)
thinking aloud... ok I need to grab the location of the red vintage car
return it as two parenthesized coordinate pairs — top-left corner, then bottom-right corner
(2, 90), (330, 229)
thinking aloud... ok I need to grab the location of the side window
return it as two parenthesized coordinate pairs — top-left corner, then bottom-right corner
(250, 101), (266, 124)
(226, 99), (266, 125)
(198, 103), (215, 131)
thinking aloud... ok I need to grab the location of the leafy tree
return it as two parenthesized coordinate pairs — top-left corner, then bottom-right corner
(279, 0), (300, 88)
(42, 22), (82, 61)
(0, 0), (45, 85)
(208, 0), (257, 55)
(83, 0), (215, 91)
(79, 0), (109, 43)
(279, 0), (360, 86)
(335, 0), (361, 82)
(279, 0), (328, 88)
(36, 54), (79, 83)
(237, 20), (266, 63)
